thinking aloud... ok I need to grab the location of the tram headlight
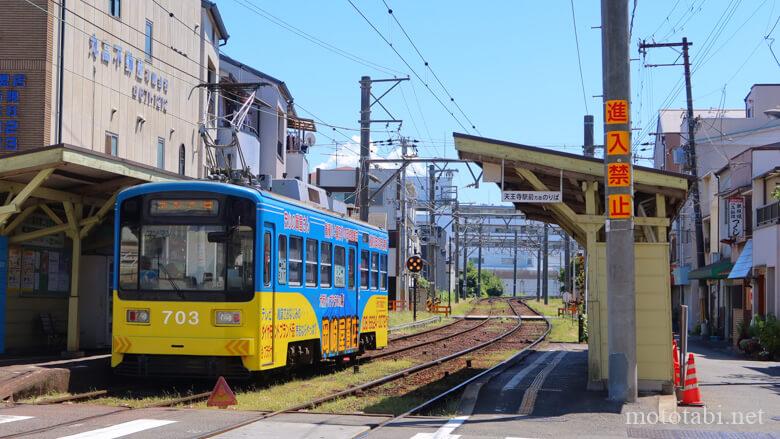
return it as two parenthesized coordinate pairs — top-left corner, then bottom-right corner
(215, 311), (241, 325)
(126, 309), (150, 324)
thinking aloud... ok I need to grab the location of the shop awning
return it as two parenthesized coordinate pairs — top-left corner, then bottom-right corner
(728, 239), (753, 279)
(688, 259), (734, 280)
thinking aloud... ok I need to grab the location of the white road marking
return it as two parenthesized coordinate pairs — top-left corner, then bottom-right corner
(501, 350), (553, 392)
(410, 415), (469, 439)
(56, 419), (177, 439)
(518, 350), (567, 415)
(0, 415), (33, 425)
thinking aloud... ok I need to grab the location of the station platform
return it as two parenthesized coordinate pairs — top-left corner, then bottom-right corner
(0, 353), (110, 401)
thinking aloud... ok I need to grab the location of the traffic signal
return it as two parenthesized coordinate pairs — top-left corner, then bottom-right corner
(406, 255), (423, 273)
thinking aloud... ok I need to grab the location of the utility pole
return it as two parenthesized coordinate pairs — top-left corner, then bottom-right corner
(638, 37), (706, 328)
(564, 235), (571, 293)
(462, 219), (468, 299)
(477, 223), (483, 296)
(513, 229), (518, 298)
(453, 202), (460, 303)
(428, 164), (437, 300)
(583, 115), (595, 157)
(448, 236), (453, 309)
(536, 244), (541, 302)
(603, 0), (637, 403)
(542, 222), (549, 305)
(357, 76), (408, 222)
(398, 137), (409, 304)
(359, 76), (371, 222)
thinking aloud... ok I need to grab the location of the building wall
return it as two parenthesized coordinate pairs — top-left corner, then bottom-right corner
(52, 0), (213, 176)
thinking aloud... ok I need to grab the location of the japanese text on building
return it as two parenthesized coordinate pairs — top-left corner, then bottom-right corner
(0, 73), (25, 152)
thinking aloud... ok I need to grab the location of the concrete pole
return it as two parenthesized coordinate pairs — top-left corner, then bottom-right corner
(477, 223), (483, 296)
(602, 0), (637, 402)
(359, 76), (371, 222)
(536, 245), (541, 302)
(448, 236), (452, 308)
(565, 235), (571, 293)
(584, 115), (595, 157)
(428, 164), (436, 300)
(462, 220), (468, 299)
(543, 222), (549, 305)
(66, 236), (81, 353)
(398, 138), (408, 304)
(453, 203), (460, 303)
(513, 229), (518, 298)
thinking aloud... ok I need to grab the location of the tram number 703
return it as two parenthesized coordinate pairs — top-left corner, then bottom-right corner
(162, 310), (199, 325)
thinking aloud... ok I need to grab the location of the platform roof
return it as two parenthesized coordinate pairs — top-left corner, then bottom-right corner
(454, 133), (692, 243)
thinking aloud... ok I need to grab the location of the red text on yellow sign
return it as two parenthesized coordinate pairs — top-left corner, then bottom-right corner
(606, 100), (629, 124)
(607, 163), (631, 187)
(606, 131), (630, 155)
(608, 194), (633, 219)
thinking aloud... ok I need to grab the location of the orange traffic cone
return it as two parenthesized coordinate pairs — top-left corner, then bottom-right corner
(679, 353), (704, 406)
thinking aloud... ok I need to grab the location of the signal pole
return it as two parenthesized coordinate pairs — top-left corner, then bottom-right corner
(602, 0), (637, 403)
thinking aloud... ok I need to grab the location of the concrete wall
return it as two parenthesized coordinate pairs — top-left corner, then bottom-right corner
(588, 243), (673, 391)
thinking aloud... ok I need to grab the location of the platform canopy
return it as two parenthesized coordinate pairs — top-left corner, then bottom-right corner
(454, 133), (692, 245)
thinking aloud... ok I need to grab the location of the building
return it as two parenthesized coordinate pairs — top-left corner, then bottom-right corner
(655, 84), (780, 336)
(0, 0), (228, 353)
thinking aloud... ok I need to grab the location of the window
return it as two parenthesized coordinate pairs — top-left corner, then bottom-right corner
(118, 226), (139, 289)
(360, 250), (369, 289)
(178, 145), (186, 175)
(371, 253), (379, 290)
(348, 248), (356, 289)
(278, 235), (287, 284)
(380, 254), (387, 290)
(109, 0), (120, 17)
(305, 239), (317, 287)
(263, 232), (271, 286)
(321, 242), (332, 288)
(156, 137), (165, 169)
(105, 132), (118, 156)
(277, 110), (285, 160)
(334, 246), (346, 288)
(227, 226), (254, 290)
(144, 20), (153, 60)
(289, 236), (302, 286)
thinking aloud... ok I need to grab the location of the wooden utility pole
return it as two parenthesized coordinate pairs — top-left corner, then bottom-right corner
(602, 0), (637, 402)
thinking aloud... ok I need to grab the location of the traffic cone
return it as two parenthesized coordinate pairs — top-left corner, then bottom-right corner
(679, 353), (704, 406)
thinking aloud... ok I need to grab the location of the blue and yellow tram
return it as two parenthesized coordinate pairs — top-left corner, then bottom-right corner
(111, 181), (389, 376)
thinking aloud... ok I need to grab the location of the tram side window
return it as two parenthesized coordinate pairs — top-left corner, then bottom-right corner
(371, 253), (379, 290)
(321, 242), (332, 288)
(278, 235), (287, 285)
(305, 238), (318, 287)
(360, 250), (369, 289)
(348, 248), (356, 290)
(380, 254), (387, 291)
(227, 225), (254, 290)
(263, 232), (271, 286)
(289, 236), (303, 286)
(119, 226), (139, 290)
(334, 246), (346, 288)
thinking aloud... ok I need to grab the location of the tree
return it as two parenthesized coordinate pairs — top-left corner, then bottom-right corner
(464, 261), (504, 297)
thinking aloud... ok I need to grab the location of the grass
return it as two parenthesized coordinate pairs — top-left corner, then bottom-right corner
(19, 391), (71, 404)
(524, 297), (581, 343)
(388, 297), (477, 336)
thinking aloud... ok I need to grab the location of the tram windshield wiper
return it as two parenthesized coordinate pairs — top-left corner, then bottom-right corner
(158, 262), (186, 300)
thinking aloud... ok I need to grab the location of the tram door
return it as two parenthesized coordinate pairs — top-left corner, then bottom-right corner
(261, 224), (276, 366)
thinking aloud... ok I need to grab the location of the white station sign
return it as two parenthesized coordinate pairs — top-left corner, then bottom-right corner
(502, 191), (562, 203)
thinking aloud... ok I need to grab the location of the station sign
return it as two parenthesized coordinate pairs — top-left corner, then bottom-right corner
(502, 191), (562, 203)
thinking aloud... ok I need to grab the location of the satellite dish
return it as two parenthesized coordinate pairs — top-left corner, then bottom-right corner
(304, 132), (316, 147)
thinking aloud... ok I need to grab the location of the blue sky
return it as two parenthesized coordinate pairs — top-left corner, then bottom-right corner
(217, 0), (780, 204)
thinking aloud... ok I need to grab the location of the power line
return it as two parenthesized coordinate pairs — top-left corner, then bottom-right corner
(345, 0), (472, 135)
(230, 0), (405, 76)
(569, 0), (589, 115)
(380, 0), (480, 135)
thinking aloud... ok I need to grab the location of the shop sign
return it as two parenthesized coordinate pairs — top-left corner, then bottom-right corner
(0, 73), (25, 152)
(88, 34), (169, 113)
(728, 196), (745, 239)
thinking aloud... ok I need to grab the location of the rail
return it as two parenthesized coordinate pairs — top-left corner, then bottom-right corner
(388, 315), (441, 332)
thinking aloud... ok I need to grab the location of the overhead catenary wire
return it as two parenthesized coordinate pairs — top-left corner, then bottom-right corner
(346, 0), (473, 135)
(569, 0), (589, 115)
(380, 0), (480, 135)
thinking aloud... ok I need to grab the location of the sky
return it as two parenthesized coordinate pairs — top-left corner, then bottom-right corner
(217, 0), (780, 205)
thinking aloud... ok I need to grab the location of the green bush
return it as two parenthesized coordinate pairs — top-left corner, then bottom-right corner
(755, 314), (780, 358)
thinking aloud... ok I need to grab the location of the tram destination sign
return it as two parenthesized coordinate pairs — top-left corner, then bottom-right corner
(502, 191), (562, 203)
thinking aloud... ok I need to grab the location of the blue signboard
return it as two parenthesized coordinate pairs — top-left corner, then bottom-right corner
(0, 73), (25, 152)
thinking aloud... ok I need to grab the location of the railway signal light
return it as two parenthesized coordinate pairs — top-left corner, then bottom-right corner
(406, 255), (423, 273)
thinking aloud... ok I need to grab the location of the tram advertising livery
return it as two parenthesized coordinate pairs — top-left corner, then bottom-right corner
(111, 181), (389, 377)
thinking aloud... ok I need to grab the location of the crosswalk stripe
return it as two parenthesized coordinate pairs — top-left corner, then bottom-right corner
(0, 415), (33, 425)
(409, 415), (469, 439)
(56, 419), (177, 439)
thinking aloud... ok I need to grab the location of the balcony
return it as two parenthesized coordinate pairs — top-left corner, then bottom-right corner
(756, 201), (780, 227)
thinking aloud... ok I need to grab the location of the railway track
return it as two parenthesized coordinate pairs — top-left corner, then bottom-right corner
(0, 298), (548, 439)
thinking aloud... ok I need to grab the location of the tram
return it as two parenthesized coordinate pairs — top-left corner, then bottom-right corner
(111, 181), (389, 377)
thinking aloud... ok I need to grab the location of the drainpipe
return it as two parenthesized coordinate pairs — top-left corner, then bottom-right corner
(56, 0), (66, 144)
